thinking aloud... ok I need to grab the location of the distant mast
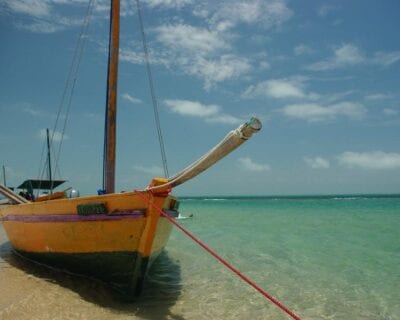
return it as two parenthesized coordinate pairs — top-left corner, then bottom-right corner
(46, 128), (53, 195)
(2, 165), (6, 187)
(104, 0), (120, 194)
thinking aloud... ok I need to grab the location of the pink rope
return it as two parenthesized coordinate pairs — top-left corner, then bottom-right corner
(135, 190), (301, 320)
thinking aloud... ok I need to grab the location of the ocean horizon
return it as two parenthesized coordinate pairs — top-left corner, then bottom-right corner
(180, 193), (400, 200)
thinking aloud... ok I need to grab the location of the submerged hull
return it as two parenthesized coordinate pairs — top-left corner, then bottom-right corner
(0, 181), (178, 299)
(15, 249), (148, 296)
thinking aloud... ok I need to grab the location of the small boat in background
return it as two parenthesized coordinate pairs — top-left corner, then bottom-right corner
(17, 179), (67, 202)
(177, 212), (194, 220)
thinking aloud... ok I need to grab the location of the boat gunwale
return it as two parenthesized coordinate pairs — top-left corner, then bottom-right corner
(0, 187), (176, 218)
(0, 211), (145, 223)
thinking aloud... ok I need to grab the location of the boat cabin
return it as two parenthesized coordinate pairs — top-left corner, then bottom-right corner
(17, 179), (66, 201)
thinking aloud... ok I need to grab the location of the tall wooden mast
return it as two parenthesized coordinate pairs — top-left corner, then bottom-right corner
(104, 0), (120, 194)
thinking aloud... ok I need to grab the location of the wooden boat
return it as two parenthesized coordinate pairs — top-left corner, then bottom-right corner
(0, 0), (261, 299)
(1, 178), (178, 296)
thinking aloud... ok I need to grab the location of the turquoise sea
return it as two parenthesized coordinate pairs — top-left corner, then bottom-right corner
(1, 195), (399, 319)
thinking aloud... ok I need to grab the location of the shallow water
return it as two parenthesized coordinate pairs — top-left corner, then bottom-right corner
(1, 195), (399, 319)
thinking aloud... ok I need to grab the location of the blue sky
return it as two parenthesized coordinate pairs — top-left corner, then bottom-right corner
(0, 0), (399, 196)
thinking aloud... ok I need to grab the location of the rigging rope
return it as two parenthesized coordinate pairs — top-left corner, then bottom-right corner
(135, 0), (169, 178)
(37, 0), (96, 189)
(134, 190), (302, 320)
(52, 0), (96, 180)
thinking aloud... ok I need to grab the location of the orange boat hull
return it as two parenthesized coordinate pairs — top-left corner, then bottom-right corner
(0, 182), (178, 298)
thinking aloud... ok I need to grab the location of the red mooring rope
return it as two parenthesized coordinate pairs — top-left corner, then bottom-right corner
(135, 190), (301, 320)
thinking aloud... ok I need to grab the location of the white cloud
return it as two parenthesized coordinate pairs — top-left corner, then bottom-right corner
(328, 43), (364, 64)
(6, 0), (51, 18)
(238, 157), (270, 171)
(365, 93), (392, 101)
(119, 45), (169, 66)
(152, 24), (251, 89)
(372, 51), (400, 66)
(143, 0), (193, 9)
(307, 44), (400, 71)
(383, 108), (398, 116)
(215, 2), (262, 25)
(15, 16), (83, 33)
(119, 49), (143, 64)
(192, 4), (209, 18)
(4, 0), (89, 33)
(243, 78), (319, 100)
(323, 90), (355, 103)
(307, 44), (364, 71)
(246, 79), (305, 99)
(210, 0), (293, 31)
(155, 24), (228, 55)
(163, 99), (242, 124)
(304, 157), (330, 169)
(206, 114), (242, 125)
(259, 61), (270, 69)
(23, 105), (43, 117)
(122, 93), (142, 104)
(4, 0), (290, 88)
(294, 44), (314, 56)
(122, 33), (251, 90)
(281, 102), (366, 122)
(330, 102), (367, 119)
(133, 165), (164, 176)
(146, 1), (292, 89)
(337, 151), (400, 170)
(186, 55), (251, 90)
(39, 129), (67, 142)
(164, 99), (220, 117)
(317, 4), (339, 17)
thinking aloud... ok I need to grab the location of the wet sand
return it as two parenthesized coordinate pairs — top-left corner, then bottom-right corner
(0, 223), (184, 320)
